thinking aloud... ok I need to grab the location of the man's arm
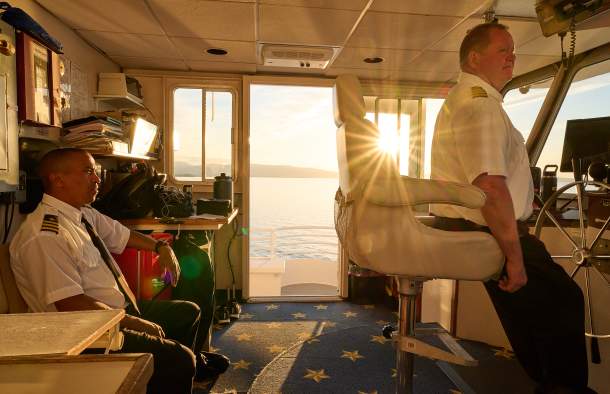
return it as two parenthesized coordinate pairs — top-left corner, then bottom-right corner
(54, 294), (165, 337)
(473, 173), (527, 293)
(125, 231), (180, 286)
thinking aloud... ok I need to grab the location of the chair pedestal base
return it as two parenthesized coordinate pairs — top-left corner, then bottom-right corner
(395, 278), (477, 394)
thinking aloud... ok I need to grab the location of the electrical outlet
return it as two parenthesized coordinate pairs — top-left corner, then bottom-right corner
(15, 170), (26, 203)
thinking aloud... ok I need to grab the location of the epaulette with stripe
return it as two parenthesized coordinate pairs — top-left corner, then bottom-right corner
(41, 214), (59, 234)
(471, 86), (488, 98)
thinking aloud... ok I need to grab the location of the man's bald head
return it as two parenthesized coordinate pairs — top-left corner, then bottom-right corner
(39, 148), (91, 191)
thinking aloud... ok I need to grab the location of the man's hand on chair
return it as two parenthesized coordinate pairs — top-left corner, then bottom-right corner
(499, 259), (528, 293)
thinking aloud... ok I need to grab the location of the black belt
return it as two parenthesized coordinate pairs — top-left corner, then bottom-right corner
(433, 216), (529, 237)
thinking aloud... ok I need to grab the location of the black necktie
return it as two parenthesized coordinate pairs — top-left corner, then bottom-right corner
(81, 216), (141, 315)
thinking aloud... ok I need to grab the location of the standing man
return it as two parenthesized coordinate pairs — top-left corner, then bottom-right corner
(10, 148), (229, 393)
(431, 23), (591, 393)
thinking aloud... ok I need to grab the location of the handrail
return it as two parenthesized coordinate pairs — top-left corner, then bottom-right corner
(250, 225), (338, 260)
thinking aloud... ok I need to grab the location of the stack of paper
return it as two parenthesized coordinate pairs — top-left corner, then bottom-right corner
(62, 116), (127, 155)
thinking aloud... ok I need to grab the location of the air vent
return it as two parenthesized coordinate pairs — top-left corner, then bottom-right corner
(261, 44), (335, 69)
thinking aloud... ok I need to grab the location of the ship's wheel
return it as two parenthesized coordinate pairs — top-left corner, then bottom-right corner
(534, 180), (610, 363)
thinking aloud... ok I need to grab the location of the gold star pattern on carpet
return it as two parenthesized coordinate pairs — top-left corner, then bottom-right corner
(303, 368), (330, 383)
(363, 304), (375, 309)
(493, 347), (515, 359)
(292, 312), (306, 319)
(266, 322), (282, 329)
(341, 350), (365, 362)
(240, 313), (254, 319)
(376, 320), (390, 326)
(232, 360), (251, 370)
(267, 344), (285, 353)
(370, 335), (389, 344)
(343, 311), (358, 318)
(235, 333), (253, 342)
(265, 304), (279, 310)
(314, 304), (328, 310)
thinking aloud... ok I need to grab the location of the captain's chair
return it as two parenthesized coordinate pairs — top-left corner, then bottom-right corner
(333, 74), (505, 393)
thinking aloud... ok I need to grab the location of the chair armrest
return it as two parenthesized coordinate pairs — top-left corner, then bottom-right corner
(364, 177), (486, 208)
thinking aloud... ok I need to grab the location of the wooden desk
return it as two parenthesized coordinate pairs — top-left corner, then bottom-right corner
(0, 309), (124, 357)
(0, 353), (152, 394)
(119, 209), (238, 231)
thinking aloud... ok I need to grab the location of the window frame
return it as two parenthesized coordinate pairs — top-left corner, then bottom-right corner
(166, 78), (239, 190)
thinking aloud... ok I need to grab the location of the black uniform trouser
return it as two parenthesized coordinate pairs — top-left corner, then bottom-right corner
(434, 217), (588, 392)
(118, 300), (201, 394)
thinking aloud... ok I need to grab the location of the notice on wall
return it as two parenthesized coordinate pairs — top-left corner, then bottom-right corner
(69, 61), (90, 120)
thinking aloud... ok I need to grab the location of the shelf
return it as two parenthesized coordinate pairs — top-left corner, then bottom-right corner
(93, 93), (144, 109)
(94, 150), (159, 161)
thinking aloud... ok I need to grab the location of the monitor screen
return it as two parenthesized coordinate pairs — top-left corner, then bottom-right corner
(130, 117), (158, 157)
(559, 116), (610, 174)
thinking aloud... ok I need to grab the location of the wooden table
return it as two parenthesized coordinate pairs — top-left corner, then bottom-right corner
(0, 309), (124, 357)
(0, 353), (152, 394)
(119, 209), (238, 231)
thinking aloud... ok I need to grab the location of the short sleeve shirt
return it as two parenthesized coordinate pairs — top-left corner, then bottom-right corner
(9, 194), (131, 312)
(430, 72), (533, 226)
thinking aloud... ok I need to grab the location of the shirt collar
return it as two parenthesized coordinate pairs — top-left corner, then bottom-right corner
(41, 193), (83, 223)
(457, 72), (503, 102)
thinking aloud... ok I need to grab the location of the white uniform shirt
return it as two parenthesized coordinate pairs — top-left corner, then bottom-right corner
(430, 72), (533, 226)
(9, 194), (131, 312)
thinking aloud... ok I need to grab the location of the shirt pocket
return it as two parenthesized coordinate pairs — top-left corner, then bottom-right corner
(79, 242), (103, 270)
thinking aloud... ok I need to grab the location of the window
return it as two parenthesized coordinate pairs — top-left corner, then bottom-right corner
(503, 77), (553, 141)
(172, 88), (234, 182)
(364, 96), (419, 176)
(537, 61), (610, 183)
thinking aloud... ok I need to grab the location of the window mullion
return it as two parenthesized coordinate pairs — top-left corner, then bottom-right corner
(201, 88), (207, 181)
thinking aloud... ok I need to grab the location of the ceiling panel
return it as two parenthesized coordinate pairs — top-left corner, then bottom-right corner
(371, 0), (488, 17)
(171, 37), (256, 62)
(428, 18), (542, 52)
(325, 66), (392, 80)
(259, 0), (368, 10)
(186, 60), (257, 73)
(78, 31), (182, 58)
(37, 0), (165, 34)
(405, 51), (460, 73)
(387, 69), (458, 83)
(149, 0), (255, 41)
(259, 4), (360, 46)
(332, 47), (420, 70)
(349, 13), (462, 50)
(112, 56), (189, 71)
(517, 27), (610, 56)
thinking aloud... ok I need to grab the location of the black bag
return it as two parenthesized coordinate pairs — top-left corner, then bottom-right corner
(94, 166), (165, 219)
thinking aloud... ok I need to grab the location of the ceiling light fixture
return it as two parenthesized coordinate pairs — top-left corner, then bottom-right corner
(207, 48), (228, 55)
(363, 57), (383, 64)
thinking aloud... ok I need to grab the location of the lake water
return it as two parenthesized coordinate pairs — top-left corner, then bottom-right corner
(249, 177), (339, 261)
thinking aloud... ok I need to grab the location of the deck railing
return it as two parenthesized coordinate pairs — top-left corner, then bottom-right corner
(250, 225), (338, 262)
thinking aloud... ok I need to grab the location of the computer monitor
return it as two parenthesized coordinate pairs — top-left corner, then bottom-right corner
(559, 116), (610, 176)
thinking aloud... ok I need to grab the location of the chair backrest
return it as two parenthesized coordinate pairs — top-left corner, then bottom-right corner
(0, 244), (28, 313)
(333, 74), (398, 198)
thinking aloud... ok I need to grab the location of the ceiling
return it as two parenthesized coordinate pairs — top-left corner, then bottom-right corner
(36, 0), (610, 83)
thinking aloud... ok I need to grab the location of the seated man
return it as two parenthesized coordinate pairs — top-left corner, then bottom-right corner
(9, 148), (229, 393)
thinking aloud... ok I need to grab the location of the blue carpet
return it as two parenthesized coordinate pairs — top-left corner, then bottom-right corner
(198, 301), (532, 394)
